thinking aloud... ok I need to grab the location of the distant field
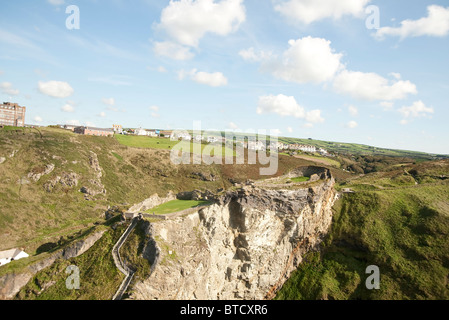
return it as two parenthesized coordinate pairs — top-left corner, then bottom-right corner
(115, 135), (235, 156)
(290, 176), (310, 183)
(294, 154), (341, 168)
(145, 200), (210, 215)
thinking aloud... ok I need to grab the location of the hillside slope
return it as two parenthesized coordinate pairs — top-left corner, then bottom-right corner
(276, 160), (449, 300)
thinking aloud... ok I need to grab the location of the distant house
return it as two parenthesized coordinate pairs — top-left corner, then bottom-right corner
(74, 126), (114, 137)
(63, 124), (78, 132)
(0, 248), (29, 266)
(135, 128), (150, 136)
(112, 124), (123, 134)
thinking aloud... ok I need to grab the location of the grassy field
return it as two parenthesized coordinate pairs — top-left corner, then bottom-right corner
(294, 154), (341, 168)
(290, 177), (310, 183)
(115, 134), (235, 156)
(276, 161), (449, 300)
(145, 199), (210, 215)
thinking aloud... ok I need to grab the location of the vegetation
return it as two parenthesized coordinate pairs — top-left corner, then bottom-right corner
(145, 199), (210, 215)
(290, 177), (310, 183)
(276, 161), (449, 300)
(16, 225), (126, 300)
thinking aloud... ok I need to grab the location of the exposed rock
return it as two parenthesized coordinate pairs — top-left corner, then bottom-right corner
(0, 157), (5, 164)
(177, 190), (215, 201)
(27, 164), (55, 182)
(131, 170), (337, 300)
(88, 151), (102, 179)
(190, 172), (217, 182)
(43, 172), (79, 193)
(128, 192), (176, 213)
(17, 177), (30, 185)
(8, 150), (18, 158)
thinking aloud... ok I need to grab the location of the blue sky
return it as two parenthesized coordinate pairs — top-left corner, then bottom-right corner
(0, 0), (448, 154)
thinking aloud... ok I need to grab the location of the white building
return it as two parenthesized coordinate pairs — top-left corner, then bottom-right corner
(135, 128), (150, 136)
(0, 248), (29, 267)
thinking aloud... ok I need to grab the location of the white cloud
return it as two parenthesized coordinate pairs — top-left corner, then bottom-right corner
(333, 70), (417, 101)
(47, 0), (64, 5)
(228, 122), (239, 130)
(375, 5), (449, 40)
(380, 101), (394, 110)
(157, 0), (246, 48)
(0, 82), (19, 96)
(102, 98), (115, 106)
(346, 120), (358, 129)
(38, 81), (74, 98)
(348, 105), (358, 116)
(98, 112), (106, 118)
(85, 121), (96, 127)
(257, 94), (324, 124)
(239, 47), (272, 62)
(153, 41), (195, 61)
(150, 105), (160, 112)
(287, 127), (293, 133)
(275, 0), (371, 24)
(179, 69), (228, 87)
(264, 37), (343, 84)
(398, 100), (434, 121)
(34, 116), (43, 123)
(61, 103), (74, 113)
(271, 129), (282, 136)
(157, 66), (167, 73)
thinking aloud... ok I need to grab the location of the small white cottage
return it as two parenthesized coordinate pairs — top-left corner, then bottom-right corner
(0, 248), (29, 266)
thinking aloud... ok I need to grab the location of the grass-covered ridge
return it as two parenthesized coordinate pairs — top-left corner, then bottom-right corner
(276, 161), (449, 300)
(145, 199), (210, 215)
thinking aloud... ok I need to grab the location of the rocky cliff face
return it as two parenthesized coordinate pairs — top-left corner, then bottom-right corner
(131, 172), (337, 300)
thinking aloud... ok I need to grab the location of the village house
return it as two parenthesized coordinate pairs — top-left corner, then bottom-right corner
(135, 128), (151, 136)
(171, 132), (192, 141)
(74, 126), (114, 137)
(0, 248), (29, 267)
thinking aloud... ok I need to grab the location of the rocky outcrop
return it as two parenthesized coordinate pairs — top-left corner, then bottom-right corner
(27, 164), (55, 182)
(177, 190), (216, 201)
(128, 192), (177, 213)
(0, 157), (5, 164)
(0, 229), (106, 300)
(43, 172), (79, 192)
(131, 169), (337, 300)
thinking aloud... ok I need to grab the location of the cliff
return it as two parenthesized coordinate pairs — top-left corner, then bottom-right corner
(131, 169), (337, 300)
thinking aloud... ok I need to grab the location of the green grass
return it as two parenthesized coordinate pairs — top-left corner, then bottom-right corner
(294, 154), (341, 168)
(290, 177), (310, 183)
(145, 200), (210, 215)
(15, 226), (125, 300)
(115, 134), (235, 156)
(276, 173), (449, 300)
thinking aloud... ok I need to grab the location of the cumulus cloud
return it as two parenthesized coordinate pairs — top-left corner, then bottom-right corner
(150, 105), (160, 118)
(38, 81), (74, 98)
(257, 94), (324, 124)
(346, 120), (358, 129)
(97, 111), (106, 118)
(287, 127), (293, 133)
(0, 82), (19, 96)
(375, 5), (449, 40)
(153, 41), (195, 61)
(398, 100), (434, 122)
(263, 36), (343, 84)
(333, 70), (417, 101)
(275, 0), (371, 24)
(61, 103), (74, 113)
(102, 98), (115, 106)
(67, 119), (80, 126)
(228, 122), (239, 130)
(34, 116), (43, 123)
(179, 69), (228, 87)
(157, 0), (246, 48)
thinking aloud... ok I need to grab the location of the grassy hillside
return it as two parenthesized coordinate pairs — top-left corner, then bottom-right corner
(276, 160), (449, 300)
(0, 126), (331, 256)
